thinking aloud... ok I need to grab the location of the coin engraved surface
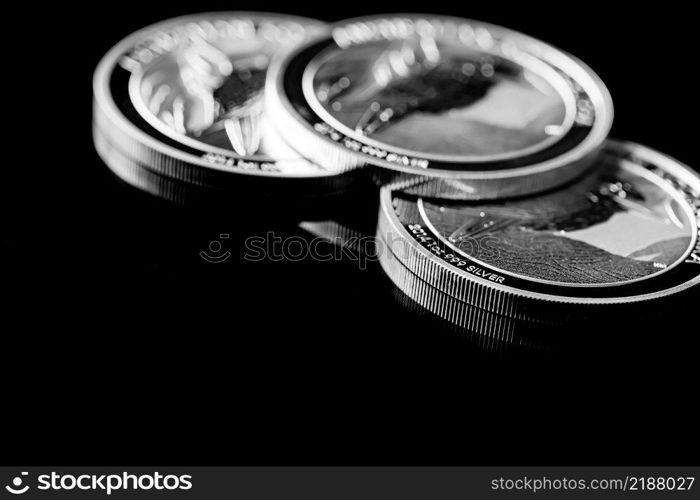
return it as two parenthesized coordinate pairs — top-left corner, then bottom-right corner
(414, 164), (694, 285)
(93, 12), (356, 186)
(379, 140), (700, 305)
(267, 15), (613, 199)
(305, 28), (574, 162)
(127, 17), (312, 159)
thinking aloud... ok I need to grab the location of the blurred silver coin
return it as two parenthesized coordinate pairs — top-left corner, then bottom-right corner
(93, 12), (356, 191)
(267, 14), (613, 199)
(94, 118), (359, 204)
(378, 140), (700, 317)
(93, 124), (216, 204)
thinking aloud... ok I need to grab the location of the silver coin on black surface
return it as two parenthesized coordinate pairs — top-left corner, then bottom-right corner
(93, 12), (359, 193)
(266, 14), (613, 199)
(378, 140), (700, 318)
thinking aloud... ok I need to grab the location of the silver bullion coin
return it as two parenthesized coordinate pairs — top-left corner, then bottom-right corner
(92, 12), (357, 191)
(266, 14), (613, 199)
(377, 140), (700, 317)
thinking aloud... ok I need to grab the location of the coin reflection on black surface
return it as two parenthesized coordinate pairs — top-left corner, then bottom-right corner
(301, 217), (562, 351)
(94, 125), (212, 205)
(382, 247), (560, 353)
(93, 122), (369, 229)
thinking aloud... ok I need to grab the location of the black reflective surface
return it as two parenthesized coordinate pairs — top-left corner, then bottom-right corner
(5, 0), (699, 465)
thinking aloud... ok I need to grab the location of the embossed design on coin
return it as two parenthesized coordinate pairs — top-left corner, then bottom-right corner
(378, 140), (700, 310)
(93, 13), (356, 188)
(267, 15), (613, 199)
(129, 19), (295, 157)
(417, 164), (694, 285)
(305, 33), (573, 161)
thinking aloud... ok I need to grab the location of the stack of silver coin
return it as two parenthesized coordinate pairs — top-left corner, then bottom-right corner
(93, 12), (700, 340)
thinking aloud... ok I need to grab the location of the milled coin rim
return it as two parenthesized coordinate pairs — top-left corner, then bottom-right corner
(93, 122), (219, 203)
(93, 11), (351, 181)
(378, 239), (571, 349)
(93, 109), (362, 200)
(377, 139), (700, 306)
(267, 13), (614, 183)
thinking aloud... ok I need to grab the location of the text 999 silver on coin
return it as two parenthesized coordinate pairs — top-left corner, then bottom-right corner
(93, 12), (357, 192)
(378, 140), (700, 316)
(267, 14), (613, 199)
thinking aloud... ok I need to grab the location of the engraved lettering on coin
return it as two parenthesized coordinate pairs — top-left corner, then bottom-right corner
(418, 159), (695, 285)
